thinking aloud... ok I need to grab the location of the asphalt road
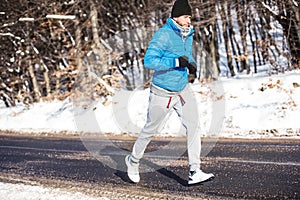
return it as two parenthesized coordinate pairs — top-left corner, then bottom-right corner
(0, 135), (299, 199)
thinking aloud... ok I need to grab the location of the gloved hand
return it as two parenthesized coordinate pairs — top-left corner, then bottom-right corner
(188, 62), (197, 83)
(176, 56), (189, 67)
(188, 74), (196, 83)
(188, 62), (197, 74)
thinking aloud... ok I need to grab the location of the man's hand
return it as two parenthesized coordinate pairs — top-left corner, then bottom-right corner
(187, 62), (197, 74)
(176, 56), (189, 67)
(188, 62), (197, 83)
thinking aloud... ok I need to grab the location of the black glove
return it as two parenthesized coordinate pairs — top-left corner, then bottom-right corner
(188, 62), (197, 83)
(177, 56), (189, 67)
(188, 62), (197, 74)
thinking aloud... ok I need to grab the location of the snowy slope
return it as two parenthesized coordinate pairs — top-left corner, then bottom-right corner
(0, 71), (299, 139)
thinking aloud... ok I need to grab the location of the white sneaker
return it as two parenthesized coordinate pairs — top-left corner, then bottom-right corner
(125, 155), (140, 183)
(188, 168), (214, 185)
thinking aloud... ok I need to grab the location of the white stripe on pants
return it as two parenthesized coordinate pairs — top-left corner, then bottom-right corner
(130, 87), (201, 171)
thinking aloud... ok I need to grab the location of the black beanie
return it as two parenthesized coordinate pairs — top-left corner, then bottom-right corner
(171, 0), (192, 18)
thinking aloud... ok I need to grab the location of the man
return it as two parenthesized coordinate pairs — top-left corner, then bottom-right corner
(125, 0), (214, 185)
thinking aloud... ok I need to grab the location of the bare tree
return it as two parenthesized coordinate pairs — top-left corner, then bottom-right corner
(1, 0), (299, 107)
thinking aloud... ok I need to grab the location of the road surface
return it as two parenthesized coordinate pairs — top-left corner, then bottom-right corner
(0, 134), (299, 199)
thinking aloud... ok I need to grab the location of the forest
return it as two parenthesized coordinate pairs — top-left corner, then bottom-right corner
(0, 0), (299, 107)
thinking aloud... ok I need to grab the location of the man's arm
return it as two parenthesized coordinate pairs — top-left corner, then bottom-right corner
(143, 30), (177, 71)
(144, 45), (176, 71)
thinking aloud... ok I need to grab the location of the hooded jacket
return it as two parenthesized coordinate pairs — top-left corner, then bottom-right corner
(144, 17), (195, 92)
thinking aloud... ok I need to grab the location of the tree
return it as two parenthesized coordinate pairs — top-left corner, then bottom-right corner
(1, 0), (299, 107)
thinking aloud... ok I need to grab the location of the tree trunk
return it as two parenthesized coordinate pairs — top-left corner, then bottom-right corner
(278, 0), (300, 67)
(228, 2), (240, 72)
(40, 60), (51, 97)
(221, 2), (235, 77)
(237, 0), (251, 74)
(209, 23), (219, 80)
(28, 61), (41, 101)
(248, 9), (257, 73)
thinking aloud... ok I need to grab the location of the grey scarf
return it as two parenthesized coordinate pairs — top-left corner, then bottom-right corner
(171, 19), (191, 40)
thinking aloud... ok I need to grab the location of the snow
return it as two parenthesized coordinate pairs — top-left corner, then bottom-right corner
(0, 182), (108, 200)
(0, 70), (299, 139)
(220, 72), (300, 138)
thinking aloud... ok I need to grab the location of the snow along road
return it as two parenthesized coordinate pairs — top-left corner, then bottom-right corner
(0, 134), (299, 199)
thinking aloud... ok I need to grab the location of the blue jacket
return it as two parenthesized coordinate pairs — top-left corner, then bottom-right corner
(144, 17), (196, 92)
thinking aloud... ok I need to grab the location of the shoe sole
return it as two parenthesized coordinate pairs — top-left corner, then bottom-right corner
(188, 175), (215, 185)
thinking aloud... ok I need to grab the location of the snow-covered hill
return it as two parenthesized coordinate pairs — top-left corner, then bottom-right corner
(1, 71), (299, 139)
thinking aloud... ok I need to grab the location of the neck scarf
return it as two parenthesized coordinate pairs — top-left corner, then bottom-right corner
(171, 19), (191, 38)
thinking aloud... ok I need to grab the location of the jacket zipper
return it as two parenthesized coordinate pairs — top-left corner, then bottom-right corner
(182, 35), (187, 51)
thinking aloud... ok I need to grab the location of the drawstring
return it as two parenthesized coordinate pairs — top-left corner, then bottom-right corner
(179, 95), (186, 106)
(166, 95), (186, 108)
(166, 97), (172, 109)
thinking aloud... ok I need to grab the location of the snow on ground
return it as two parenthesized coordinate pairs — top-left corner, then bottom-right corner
(219, 71), (300, 138)
(0, 182), (109, 200)
(0, 71), (300, 139)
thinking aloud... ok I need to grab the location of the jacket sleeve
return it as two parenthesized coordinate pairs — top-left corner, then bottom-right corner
(187, 37), (196, 64)
(144, 30), (176, 71)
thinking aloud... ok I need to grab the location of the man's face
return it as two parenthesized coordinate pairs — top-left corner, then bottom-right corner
(173, 15), (191, 27)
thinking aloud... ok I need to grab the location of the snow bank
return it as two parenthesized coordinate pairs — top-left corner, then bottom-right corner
(0, 182), (108, 200)
(0, 72), (299, 139)
(220, 72), (300, 138)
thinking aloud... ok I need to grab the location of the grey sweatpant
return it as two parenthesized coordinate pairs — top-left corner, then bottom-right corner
(130, 85), (201, 171)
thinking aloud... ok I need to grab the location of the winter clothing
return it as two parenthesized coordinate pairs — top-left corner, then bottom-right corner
(178, 56), (189, 68)
(144, 17), (195, 92)
(126, 1), (208, 182)
(171, 0), (192, 18)
(130, 84), (201, 172)
(188, 62), (197, 83)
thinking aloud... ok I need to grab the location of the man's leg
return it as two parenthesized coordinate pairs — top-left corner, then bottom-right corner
(175, 90), (214, 185)
(131, 92), (174, 162)
(126, 92), (174, 183)
(173, 95), (201, 171)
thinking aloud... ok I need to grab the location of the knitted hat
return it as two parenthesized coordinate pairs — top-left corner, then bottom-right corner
(171, 0), (192, 18)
